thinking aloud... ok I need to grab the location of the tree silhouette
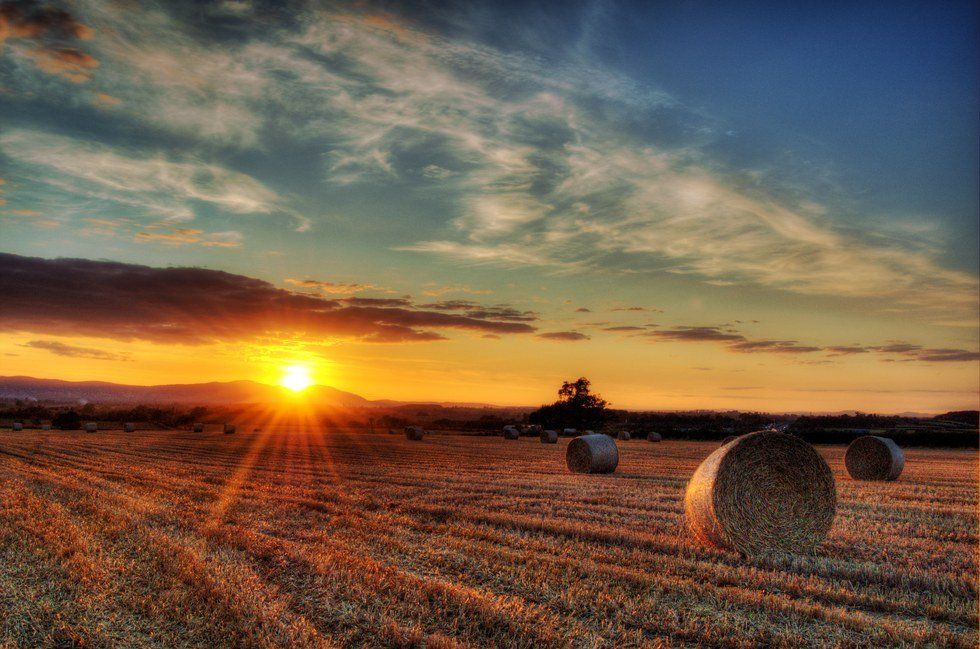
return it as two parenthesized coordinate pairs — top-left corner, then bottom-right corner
(528, 377), (609, 431)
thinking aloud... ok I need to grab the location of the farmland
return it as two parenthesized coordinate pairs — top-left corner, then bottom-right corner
(0, 429), (975, 648)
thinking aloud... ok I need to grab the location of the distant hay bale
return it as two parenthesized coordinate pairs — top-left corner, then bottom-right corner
(84, 422), (97, 432)
(583, 430), (595, 435)
(845, 436), (905, 481)
(12, 422), (23, 431)
(41, 424), (51, 431)
(503, 426), (520, 440)
(540, 429), (558, 444)
(617, 431), (631, 441)
(566, 434), (619, 474)
(684, 431), (836, 556)
(193, 423), (204, 432)
(721, 435), (738, 446)
(405, 426), (424, 441)
(563, 428), (577, 435)
(223, 424), (236, 435)
(648, 432), (662, 442)
(124, 422), (135, 432)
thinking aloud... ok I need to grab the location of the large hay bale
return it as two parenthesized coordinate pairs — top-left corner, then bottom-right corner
(721, 435), (738, 446)
(503, 426), (520, 440)
(12, 422), (23, 431)
(566, 434), (619, 474)
(223, 423), (236, 435)
(41, 424), (51, 431)
(563, 428), (577, 435)
(648, 432), (662, 442)
(124, 422), (135, 432)
(405, 426), (424, 441)
(540, 429), (558, 444)
(617, 430), (631, 441)
(84, 422), (97, 432)
(193, 423), (204, 432)
(684, 431), (836, 556)
(845, 436), (904, 481)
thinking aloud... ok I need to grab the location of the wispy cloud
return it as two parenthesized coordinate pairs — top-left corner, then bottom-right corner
(538, 331), (590, 342)
(21, 339), (128, 361)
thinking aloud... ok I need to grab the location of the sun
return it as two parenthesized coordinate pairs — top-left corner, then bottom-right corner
(280, 364), (314, 392)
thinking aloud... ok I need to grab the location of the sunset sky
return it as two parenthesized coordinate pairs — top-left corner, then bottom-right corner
(1, 0), (977, 413)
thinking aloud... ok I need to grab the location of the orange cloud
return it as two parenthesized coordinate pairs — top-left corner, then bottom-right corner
(25, 47), (98, 82)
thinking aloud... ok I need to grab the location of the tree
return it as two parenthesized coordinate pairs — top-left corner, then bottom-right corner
(528, 377), (609, 431)
(53, 410), (82, 430)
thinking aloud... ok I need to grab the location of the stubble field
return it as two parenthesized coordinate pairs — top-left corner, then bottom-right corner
(0, 429), (976, 648)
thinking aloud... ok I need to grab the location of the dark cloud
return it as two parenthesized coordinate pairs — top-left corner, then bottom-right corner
(575, 307), (591, 313)
(911, 349), (980, 362)
(612, 306), (663, 313)
(0, 1), (97, 81)
(21, 339), (129, 361)
(0, 253), (536, 344)
(339, 296), (412, 307)
(418, 299), (538, 321)
(826, 345), (869, 355)
(729, 340), (821, 354)
(537, 331), (590, 341)
(602, 325), (645, 332)
(647, 326), (745, 343)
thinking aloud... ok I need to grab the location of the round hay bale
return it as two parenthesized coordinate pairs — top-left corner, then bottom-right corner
(84, 422), (97, 433)
(648, 432), (662, 442)
(684, 431), (836, 556)
(503, 427), (520, 440)
(721, 435), (738, 446)
(41, 424), (51, 431)
(12, 422), (23, 431)
(124, 422), (135, 432)
(617, 430), (631, 441)
(540, 429), (558, 444)
(405, 426), (424, 441)
(845, 436), (904, 481)
(563, 428), (577, 435)
(223, 424), (236, 435)
(566, 434), (619, 474)
(192, 423), (204, 433)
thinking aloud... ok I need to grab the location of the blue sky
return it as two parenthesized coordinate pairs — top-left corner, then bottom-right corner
(0, 0), (977, 410)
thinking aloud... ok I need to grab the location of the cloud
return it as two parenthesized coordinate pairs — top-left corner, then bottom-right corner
(641, 324), (979, 362)
(285, 279), (380, 295)
(21, 339), (128, 361)
(575, 307), (591, 313)
(0, 130), (281, 223)
(0, 0), (96, 80)
(602, 326), (645, 332)
(0, 252), (536, 344)
(134, 228), (243, 248)
(418, 300), (538, 322)
(537, 331), (590, 341)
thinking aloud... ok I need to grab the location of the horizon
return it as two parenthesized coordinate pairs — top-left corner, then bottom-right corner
(1, 0), (978, 414)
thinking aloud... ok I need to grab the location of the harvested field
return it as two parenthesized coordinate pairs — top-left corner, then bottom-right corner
(0, 429), (976, 648)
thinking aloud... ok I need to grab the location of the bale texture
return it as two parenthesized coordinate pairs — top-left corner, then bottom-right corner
(566, 434), (619, 474)
(41, 424), (51, 431)
(84, 422), (97, 432)
(193, 423), (204, 432)
(12, 422), (23, 431)
(124, 423), (135, 432)
(845, 436), (904, 481)
(617, 431), (631, 441)
(540, 429), (558, 444)
(405, 426), (424, 441)
(223, 424), (236, 435)
(721, 435), (738, 446)
(648, 432), (662, 442)
(684, 431), (836, 556)
(503, 427), (520, 440)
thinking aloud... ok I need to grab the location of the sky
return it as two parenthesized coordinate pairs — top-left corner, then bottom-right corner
(0, 0), (977, 413)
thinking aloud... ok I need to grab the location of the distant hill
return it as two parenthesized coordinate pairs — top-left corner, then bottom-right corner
(0, 376), (372, 408)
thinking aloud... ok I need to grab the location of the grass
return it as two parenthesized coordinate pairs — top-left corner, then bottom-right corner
(0, 429), (975, 648)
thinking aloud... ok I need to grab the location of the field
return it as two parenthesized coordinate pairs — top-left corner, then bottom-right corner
(0, 429), (976, 648)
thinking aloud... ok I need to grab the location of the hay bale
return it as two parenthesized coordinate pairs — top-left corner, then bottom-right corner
(503, 426), (520, 440)
(617, 430), (631, 441)
(84, 422), (97, 432)
(223, 424), (236, 435)
(648, 432), (662, 442)
(124, 422), (135, 432)
(845, 436), (904, 481)
(563, 428), (577, 435)
(566, 434), (619, 474)
(41, 424), (51, 431)
(684, 431), (836, 556)
(540, 429), (558, 444)
(12, 422), (23, 431)
(405, 426), (424, 441)
(721, 435), (738, 446)
(193, 423), (204, 432)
